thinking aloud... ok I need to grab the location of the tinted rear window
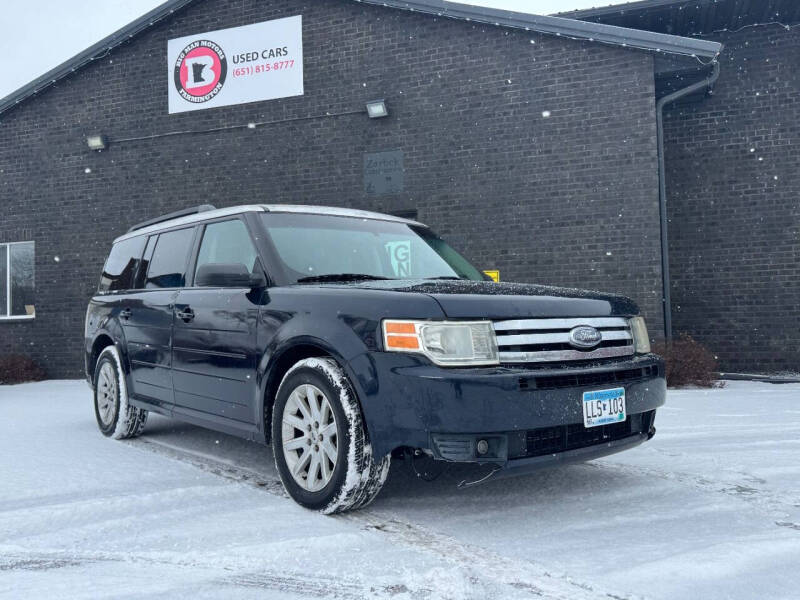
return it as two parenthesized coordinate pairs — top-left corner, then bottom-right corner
(99, 236), (146, 293)
(145, 228), (195, 289)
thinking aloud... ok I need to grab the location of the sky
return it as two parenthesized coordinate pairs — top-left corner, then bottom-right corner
(0, 0), (631, 100)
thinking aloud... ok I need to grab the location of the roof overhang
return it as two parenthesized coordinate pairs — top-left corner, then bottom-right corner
(558, 0), (696, 19)
(354, 0), (721, 57)
(558, 0), (800, 36)
(0, 0), (721, 119)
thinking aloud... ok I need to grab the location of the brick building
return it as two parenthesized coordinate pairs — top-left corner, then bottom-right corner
(569, 0), (800, 373)
(1, 0), (791, 377)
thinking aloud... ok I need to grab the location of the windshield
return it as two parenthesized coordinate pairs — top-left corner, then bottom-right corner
(260, 213), (485, 284)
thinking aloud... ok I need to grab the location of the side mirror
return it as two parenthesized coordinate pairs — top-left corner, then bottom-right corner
(195, 263), (266, 289)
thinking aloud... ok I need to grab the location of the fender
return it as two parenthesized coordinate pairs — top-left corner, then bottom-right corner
(86, 304), (130, 383)
(253, 286), (447, 447)
(256, 336), (393, 455)
(256, 313), (374, 438)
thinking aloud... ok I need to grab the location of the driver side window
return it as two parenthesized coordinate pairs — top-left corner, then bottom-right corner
(194, 219), (258, 285)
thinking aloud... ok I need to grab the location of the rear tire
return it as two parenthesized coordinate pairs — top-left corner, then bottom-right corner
(272, 357), (390, 514)
(93, 345), (147, 440)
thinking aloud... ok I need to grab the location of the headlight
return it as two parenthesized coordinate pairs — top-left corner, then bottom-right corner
(382, 320), (499, 366)
(628, 316), (651, 354)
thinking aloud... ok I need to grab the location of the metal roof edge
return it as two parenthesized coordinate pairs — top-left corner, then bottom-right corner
(0, 0), (197, 118)
(556, 0), (700, 20)
(354, 0), (721, 58)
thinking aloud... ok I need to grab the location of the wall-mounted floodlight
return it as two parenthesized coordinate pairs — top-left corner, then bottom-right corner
(366, 100), (389, 119)
(86, 135), (108, 151)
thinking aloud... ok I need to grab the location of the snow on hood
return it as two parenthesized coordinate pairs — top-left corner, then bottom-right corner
(311, 279), (640, 319)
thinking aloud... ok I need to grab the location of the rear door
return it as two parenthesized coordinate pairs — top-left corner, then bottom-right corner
(171, 217), (262, 425)
(124, 226), (196, 410)
(93, 234), (147, 381)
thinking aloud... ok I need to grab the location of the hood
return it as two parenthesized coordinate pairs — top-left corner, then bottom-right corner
(334, 279), (639, 320)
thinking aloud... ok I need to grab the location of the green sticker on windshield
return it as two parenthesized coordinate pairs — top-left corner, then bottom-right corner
(386, 241), (411, 277)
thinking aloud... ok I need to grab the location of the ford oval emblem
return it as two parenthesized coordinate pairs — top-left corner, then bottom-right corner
(569, 326), (602, 349)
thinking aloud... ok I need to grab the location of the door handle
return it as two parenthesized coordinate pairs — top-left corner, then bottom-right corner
(176, 307), (195, 322)
(119, 308), (132, 321)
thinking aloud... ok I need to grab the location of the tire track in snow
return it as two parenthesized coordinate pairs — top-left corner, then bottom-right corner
(122, 437), (287, 496)
(588, 460), (800, 524)
(343, 510), (645, 600)
(0, 550), (390, 598)
(126, 436), (645, 600)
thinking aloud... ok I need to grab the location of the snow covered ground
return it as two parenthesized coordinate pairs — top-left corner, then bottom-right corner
(1, 380), (798, 599)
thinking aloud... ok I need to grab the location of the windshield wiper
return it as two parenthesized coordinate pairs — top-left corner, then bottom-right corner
(296, 273), (394, 284)
(424, 276), (468, 281)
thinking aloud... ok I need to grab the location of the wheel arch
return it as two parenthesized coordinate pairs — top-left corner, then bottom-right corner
(88, 333), (117, 383)
(259, 338), (364, 445)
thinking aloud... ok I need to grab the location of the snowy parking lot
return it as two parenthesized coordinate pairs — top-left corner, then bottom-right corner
(1, 380), (798, 600)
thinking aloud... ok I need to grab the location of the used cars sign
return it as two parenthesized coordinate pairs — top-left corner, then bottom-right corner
(167, 15), (303, 114)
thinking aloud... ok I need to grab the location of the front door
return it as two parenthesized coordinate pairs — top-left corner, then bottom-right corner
(172, 218), (261, 425)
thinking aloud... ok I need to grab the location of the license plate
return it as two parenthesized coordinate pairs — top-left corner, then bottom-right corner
(582, 387), (626, 428)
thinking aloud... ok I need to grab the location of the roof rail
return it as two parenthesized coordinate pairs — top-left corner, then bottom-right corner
(127, 204), (217, 233)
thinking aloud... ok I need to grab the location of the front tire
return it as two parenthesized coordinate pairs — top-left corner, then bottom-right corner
(272, 357), (390, 514)
(93, 345), (147, 439)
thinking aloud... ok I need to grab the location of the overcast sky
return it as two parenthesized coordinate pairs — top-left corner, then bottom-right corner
(0, 0), (629, 100)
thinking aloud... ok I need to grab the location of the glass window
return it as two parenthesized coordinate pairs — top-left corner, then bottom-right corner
(98, 236), (147, 293)
(194, 219), (258, 284)
(134, 235), (157, 290)
(0, 242), (35, 317)
(0, 245), (6, 314)
(260, 213), (484, 283)
(145, 228), (195, 289)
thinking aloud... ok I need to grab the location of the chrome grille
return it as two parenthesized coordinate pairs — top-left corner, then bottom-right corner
(493, 317), (634, 363)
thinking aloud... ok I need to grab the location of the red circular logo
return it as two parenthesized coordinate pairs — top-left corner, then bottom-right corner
(174, 40), (228, 103)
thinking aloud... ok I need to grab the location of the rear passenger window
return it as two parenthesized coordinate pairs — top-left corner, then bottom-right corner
(145, 228), (195, 289)
(134, 235), (157, 289)
(99, 236), (146, 293)
(194, 219), (258, 282)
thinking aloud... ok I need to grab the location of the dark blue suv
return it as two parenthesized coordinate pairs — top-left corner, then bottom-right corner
(85, 205), (665, 513)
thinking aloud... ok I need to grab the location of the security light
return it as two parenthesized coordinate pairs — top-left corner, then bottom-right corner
(86, 135), (108, 151)
(366, 100), (389, 119)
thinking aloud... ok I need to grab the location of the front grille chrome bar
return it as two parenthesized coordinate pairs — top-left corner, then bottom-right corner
(496, 329), (632, 346)
(493, 317), (629, 331)
(498, 345), (635, 364)
(493, 316), (635, 364)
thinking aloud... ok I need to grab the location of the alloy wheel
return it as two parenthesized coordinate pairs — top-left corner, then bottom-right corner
(281, 383), (338, 492)
(97, 362), (118, 427)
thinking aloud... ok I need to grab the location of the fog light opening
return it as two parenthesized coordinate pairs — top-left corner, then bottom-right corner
(476, 439), (489, 455)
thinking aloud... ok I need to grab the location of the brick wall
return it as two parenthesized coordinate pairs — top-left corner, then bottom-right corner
(664, 25), (800, 373)
(0, 0), (663, 378)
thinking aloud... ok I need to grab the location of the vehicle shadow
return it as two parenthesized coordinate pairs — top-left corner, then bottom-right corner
(139, 413), (635, 516)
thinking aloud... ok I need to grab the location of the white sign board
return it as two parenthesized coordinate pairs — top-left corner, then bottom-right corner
(167, 15), (303, 114)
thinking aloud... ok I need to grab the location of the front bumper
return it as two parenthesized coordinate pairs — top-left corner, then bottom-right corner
(429, 409), (656, 468)
(350, 352), (666, 461)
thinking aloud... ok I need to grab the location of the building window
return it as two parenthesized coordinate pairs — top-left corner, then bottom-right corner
(0, 241), (35, 319)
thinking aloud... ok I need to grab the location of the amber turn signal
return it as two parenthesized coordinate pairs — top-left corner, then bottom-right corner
(385, 322), (417, 335)
(386, 335), (420, 349)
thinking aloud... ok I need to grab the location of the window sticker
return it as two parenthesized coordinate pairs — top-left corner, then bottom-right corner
(386, 240), (411, 278)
